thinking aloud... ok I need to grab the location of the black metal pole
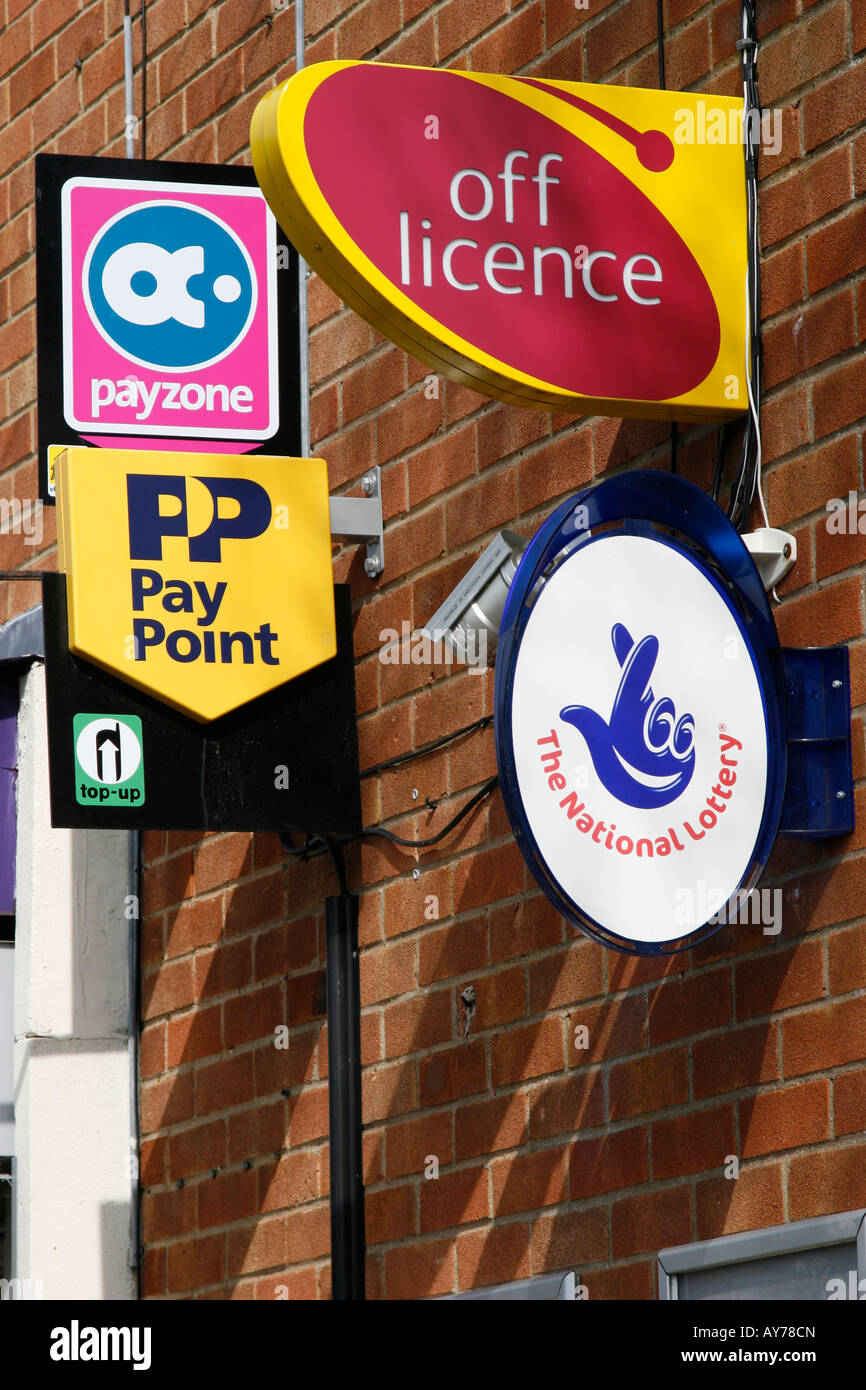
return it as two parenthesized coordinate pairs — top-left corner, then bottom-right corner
(325, 892), (365, 1300)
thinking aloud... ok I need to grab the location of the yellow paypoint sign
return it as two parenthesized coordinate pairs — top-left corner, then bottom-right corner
(54, 448), (336, 722)
(252, 62), (748, 420)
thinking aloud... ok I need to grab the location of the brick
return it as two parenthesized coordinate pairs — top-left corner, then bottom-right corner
(489, 894), (562, 964)
(419, 1040), (485, 1107)
(532, 1204), (608, 1271)
(829, 924), (866, 993)
(198, 1168), (257, 1230)
(140, 1023), (166, 1079)
(166, 1004), (222, 1069)
(288, 1084), (330, 1145)
(654, 1103), (737, 1180)
(570, 1124), (649, 1199)
(490, 1145), (567, 1217)
(164, 896), (223, 959)
(9, 47), (56, 116)
(471, 4), (544, 74)
(789, 1141), (866, 1220)
(167, 1233), (224, 1293)
(385, 1237), (454, 1299)
(438, 0), (509, 59)
(196, 1052), (255, 1116)
(759, 3), (846, 106)
(169, 1118), (226, 1181)
(226, 1213), (287, 1277)
(740, 1077), (831, 1158)
(363, 1058), (418, 1121)
(342, 348), (405, 424)
(761, 241), (805, 319)
(774, 577), (863, 650)
(612, 1184), (691, 1258)
(310, 310), (370, 384)
(609, 1046), (689, 1120)
(365, 1181), (417, 1244)
(384, 989), (453, 1057)
(761, 383), (810, 463)
(141, 958), (196, 1020)
(783, 996), (866, 1077)
(223, 870), (285, 937)
(528, 1070), (605, 1139)
(768, 431), (859, 527)
(693, 1021), (779, 1099)
(807, 203), (866, 296)
(457, 1221), (531, 1290)
(763, 288), (856, 391)
(420, 1162), (488, 1232)
(567, 993), (647, 1068)
(491, 1018), (565, 1087)
(255, 917), (318, 981)
(804, 59), (866, 151)
(359, 938), (416, 1006)
(419, 916), (488, 985)
(695, 1162), (786, 1239)
(585, 0), (655, 81)
(813, 356), (866, 439)
(835, 1067), (866, 1136)
(140, 1070), (194, 1134)
(386, 1112), (453, 1178)
(584, 1259), (653, 1301)
(452, 841), (525, 913)
(445, 467), (518, 549)
(527, 941), (605, 1014)
(455, 1093), (527, 1162)
(228, 1100), (288, 1163)
(760, 146), (850, 250)
(194, 939), (252, 1000)
(735, 939), (825, 1019)
(647, 967), (731, 1046)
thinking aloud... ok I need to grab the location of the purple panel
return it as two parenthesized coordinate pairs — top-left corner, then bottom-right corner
(0, 683), (16, 772)
(0, 771), (15, 914)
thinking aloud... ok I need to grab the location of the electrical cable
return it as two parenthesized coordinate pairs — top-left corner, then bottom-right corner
(360, 714), (493, 779)
(280, 775), (499, 864)
(359, 776), (499, 849)
(727, 0), (766, 533)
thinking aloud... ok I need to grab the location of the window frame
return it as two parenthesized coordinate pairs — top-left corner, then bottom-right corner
(658, 1209), (866, 1300)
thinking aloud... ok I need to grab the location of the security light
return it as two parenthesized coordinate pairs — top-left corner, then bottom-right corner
(422, 529), (527, 663)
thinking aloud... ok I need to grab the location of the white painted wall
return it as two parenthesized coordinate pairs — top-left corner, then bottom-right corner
(13, 662), (136, 1299)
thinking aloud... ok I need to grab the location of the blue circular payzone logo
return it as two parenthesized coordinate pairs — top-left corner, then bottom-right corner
(83, 201), (257, 371)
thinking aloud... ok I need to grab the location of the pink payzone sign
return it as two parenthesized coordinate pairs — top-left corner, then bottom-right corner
(61, 178), (278, 447)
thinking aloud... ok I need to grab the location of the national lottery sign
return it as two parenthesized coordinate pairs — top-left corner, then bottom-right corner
(494, 472), (788, 954)
(252, 62), (748, 420)
(54, 447), (336, 722)
(35, 155), (301, 500)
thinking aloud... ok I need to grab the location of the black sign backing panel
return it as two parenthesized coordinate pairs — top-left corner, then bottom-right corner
(35, 153), (301, 502)
(43, 575), (362, 834)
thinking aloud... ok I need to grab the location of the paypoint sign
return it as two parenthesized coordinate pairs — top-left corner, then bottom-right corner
(252, 62), (748, 420)
(55, 448), (336, 722)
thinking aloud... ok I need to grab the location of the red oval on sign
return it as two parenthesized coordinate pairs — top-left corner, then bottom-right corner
(303, 66), (721, 401)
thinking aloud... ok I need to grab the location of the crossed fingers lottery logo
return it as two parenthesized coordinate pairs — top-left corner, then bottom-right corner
(61, 178), (278, 443)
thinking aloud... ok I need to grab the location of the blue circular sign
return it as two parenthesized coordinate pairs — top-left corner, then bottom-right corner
(494, 471), (787, 955)
(83, 201), (257, 371)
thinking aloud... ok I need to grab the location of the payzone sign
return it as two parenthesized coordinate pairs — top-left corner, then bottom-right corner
(55, 448), (336, 722)
(61, 177), (278, 440)
(252, 62), (747, 420)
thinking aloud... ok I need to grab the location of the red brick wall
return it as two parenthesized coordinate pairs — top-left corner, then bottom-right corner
(1, 0), (864, 1300)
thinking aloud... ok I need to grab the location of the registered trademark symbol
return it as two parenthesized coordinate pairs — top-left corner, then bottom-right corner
(719, 722), (726, 731)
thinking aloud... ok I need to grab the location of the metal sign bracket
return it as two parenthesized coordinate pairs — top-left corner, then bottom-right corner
(329, 467), (384, 577)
